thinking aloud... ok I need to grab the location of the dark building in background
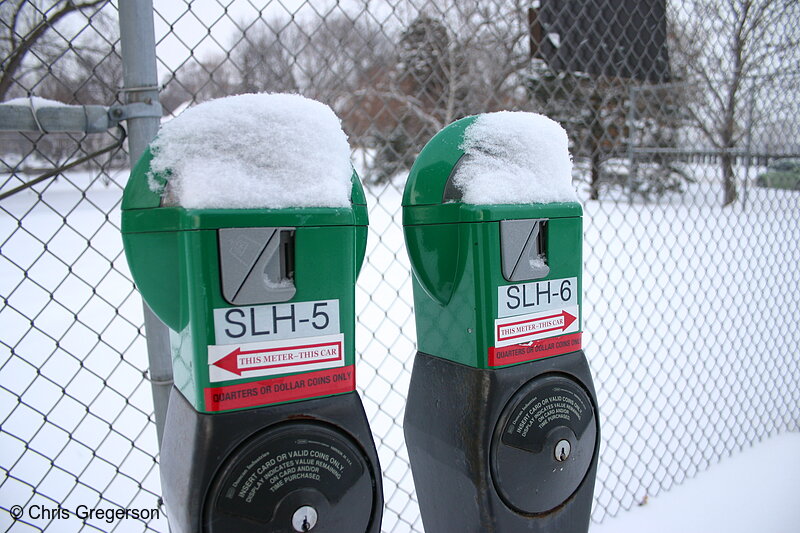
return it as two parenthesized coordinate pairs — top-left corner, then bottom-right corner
(529, 0), (671, 83)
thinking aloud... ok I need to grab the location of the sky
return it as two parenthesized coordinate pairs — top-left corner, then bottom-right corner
(151, 0), (360, 75)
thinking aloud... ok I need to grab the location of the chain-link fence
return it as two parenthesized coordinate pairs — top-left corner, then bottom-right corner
(2, 0), (799, 531)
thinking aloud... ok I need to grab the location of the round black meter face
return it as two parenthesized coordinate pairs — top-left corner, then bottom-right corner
(204, 422), (377, 532)
(491, 374), (597, 515)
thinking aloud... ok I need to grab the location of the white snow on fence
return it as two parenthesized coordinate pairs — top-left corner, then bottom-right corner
(1, 96), (70, 108)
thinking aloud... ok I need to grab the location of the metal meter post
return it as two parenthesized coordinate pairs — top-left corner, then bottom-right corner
(121, 148), (382, 533)
(402, 116), (599, 533)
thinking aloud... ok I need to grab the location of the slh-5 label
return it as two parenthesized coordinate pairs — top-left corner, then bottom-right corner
(214, 299), (340, 344)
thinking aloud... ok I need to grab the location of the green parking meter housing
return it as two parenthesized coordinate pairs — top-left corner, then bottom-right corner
(122, 147), (382, 533)
(403, 116), (599, 533)
(122, 147), (368, 412)
(403, 116), (584, 367)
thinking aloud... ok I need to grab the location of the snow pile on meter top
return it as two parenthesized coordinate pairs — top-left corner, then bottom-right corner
(453, 111), (577, 204)
(148, 93), (353, 209)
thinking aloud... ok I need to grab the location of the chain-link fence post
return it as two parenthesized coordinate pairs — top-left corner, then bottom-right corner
(118, 0), (172, 448)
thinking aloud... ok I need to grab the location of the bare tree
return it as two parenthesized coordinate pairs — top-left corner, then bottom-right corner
(159, 13), (393, 121)
(293, 15), (392, 105)
(672, 0), (800, 206)
(159, 57), (240, 115)
(228, 19), (299, 95)
(360, 1), (533, 182)
(390, 1), (533, 130)
(0, 0), (109, 100)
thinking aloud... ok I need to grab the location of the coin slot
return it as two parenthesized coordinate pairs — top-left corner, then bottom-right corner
(500, 219), (550, 281)
(219, 227), (297, 305)
(280, 230), (295, 284)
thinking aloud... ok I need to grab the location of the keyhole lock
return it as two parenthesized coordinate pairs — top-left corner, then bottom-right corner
(292, 506), (318, 532)
(554, 439), (571, 462)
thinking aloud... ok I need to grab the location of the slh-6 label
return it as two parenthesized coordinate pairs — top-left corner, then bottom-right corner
(497, 277), (577, 318)
(214, 299), (340, 344)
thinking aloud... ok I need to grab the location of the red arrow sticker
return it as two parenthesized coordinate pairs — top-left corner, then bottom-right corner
(208, 333), (345, 383)
(495, 305), (579, 348)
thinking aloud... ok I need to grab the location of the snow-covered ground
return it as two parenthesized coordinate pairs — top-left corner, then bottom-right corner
(1, 163), (798, 532)
(580, 176), (800, 522)
(591, 431), (800, 533)
(0, 172), (162, 532)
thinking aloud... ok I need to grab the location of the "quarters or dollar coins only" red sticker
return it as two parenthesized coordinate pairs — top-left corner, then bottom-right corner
(489, 332), (582, 367)
(204, 365), (355, 411)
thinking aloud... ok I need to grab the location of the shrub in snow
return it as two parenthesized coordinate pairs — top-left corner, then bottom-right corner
(148, 93), (353, 209)
(453, 111), (577, 204)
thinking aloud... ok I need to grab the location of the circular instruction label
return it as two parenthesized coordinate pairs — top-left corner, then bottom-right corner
(492, 374), (597, 514)
(205, 422), (375, 532)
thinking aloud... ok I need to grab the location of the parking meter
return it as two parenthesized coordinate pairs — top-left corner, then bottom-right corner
(121, 148), (382, 533)
(402, 116), (599, 533)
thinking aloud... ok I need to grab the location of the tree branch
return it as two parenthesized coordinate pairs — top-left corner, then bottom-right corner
(10, 0), (30, 49)
(0, 0), (108, 100)
(685, 104), (722, 149)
